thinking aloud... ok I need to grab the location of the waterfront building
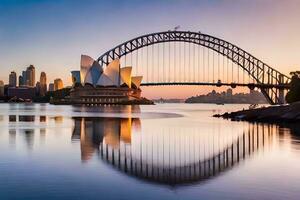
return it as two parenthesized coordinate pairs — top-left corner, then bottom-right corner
(26, 65), (35, 87)
(9, 71), (17, 87)
(0, 81), (4, 96)
(69, 55), (143, 104)
(40, 72), (47, 96)
(49, 83), (54, 92)
(7, 87), (36, 100)
(54, 79), (63, 91)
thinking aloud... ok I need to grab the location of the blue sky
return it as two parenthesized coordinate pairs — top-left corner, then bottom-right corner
(1, 0), (300, 98)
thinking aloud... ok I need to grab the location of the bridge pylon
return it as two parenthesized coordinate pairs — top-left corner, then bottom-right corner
(278, 74), (285, 104)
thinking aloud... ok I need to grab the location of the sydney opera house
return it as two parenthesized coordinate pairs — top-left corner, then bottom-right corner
(69, 55), (143, 104)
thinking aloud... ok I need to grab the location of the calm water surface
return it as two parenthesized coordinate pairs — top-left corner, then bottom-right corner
(0, 103), (300, 200)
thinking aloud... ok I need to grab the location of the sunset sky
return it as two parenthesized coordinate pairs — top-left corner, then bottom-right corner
(0, 0), (299, 98)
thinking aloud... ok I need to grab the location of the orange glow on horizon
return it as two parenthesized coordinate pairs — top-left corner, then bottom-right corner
(141, 85), (249, 99)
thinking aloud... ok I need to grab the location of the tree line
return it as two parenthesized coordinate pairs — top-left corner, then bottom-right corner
(286, 71), (300, 103)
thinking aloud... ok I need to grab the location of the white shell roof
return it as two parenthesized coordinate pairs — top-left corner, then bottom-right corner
(120, 66), (132, 88)
(103, 59), (120, 86)
(84, 70), (93, 85)
(80, 55), (94, 84)
(97, 73), (114, 86)
(79, 56), (143, 88)
(131, 76), (143, 88)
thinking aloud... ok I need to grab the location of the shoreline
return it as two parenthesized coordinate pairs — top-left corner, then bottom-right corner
(214, 102), (300, 123)
(49, 97), (154, 105)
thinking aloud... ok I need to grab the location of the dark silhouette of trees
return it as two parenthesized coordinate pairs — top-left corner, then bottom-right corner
(286, 71), (300, 103)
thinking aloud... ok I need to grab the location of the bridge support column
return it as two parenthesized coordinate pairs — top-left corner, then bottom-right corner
(278, 74), (285, 104)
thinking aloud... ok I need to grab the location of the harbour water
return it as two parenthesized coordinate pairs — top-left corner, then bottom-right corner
(0, 103), (300, 200)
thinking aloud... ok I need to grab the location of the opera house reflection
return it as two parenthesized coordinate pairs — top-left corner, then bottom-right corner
(72, 116), (281, 186)
(72, 117), (141, 162)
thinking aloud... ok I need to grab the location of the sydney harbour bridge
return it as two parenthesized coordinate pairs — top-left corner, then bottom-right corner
(96, 30), (291, 105)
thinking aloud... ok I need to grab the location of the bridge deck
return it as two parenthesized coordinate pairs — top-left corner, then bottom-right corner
(141, 82), (290, 89)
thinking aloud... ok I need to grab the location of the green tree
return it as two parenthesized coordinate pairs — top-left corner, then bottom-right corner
(286, 71), (300, 103)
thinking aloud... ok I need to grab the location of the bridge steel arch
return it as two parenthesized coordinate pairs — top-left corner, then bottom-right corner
(97, 31), (290, 104)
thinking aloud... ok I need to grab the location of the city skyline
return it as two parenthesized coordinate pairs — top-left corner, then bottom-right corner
(5, 65), (62, 90)
(1, 0), (300, 98)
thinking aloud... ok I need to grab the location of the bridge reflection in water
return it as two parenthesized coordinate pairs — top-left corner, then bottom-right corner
(72, 117), (277, 186)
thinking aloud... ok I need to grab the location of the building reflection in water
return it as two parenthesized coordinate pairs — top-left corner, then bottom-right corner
(40, 128), (46, 144)
(54, 116), (63, 123)
(22, 129), (35, 149)
(40, 116), (47, 123)
(19, 115), (35, 122)
(9, 129), (16, 146)
(8, 115), (47, 123)
(9, 115), (16, 122)
(72, 114), (286, 186)
(7, 115), (47, 149)
(72, 117), (141, 162)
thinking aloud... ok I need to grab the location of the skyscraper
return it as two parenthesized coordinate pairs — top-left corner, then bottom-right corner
(39, 72), (47, 96)
(18, 75), (23, 87)
(9, 71), (17, 87)
(49, 83), (54, 92)
(36, 81), (41, 95)
(54, 79), (63, 91)
(22, 70), (27, 86)
(0, 80), (4, 96)
(26, 65), (35, 87)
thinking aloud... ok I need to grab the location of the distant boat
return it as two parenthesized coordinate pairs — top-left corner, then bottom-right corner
(216, 102), (225, 105)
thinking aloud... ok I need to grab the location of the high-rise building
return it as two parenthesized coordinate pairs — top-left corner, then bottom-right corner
(22, 71), (27, 86)
(39, 72), (47, 96)
(49, 83), (54, 92)
(0, 80), (4, 96)
(54, 78), (63, 91)
(36, 81), (41, 95)
(9, 71), (17, 87)
(18, 75), (23, 87)
(26, 65), (35, 87)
